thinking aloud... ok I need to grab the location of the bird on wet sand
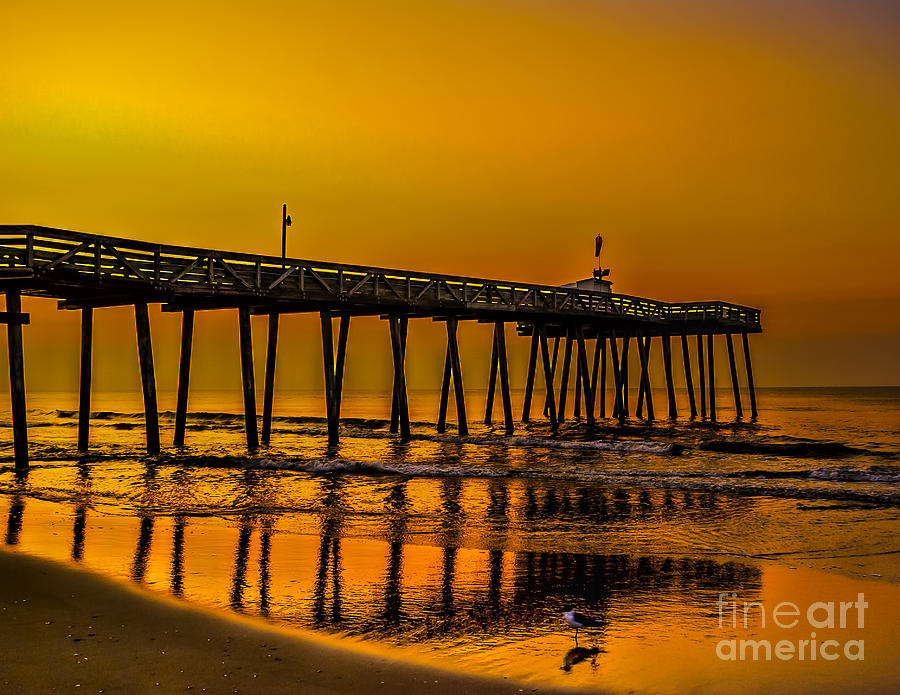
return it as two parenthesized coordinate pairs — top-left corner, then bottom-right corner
(563, 606), (604, 644)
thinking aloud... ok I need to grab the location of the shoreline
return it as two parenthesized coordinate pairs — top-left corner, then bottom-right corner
(0, 547), (580, 695)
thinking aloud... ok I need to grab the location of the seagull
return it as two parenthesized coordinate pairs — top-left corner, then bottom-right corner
(563, 606), (605, 644)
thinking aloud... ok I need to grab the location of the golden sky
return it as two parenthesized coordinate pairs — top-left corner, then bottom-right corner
(2, 0), (899, 389)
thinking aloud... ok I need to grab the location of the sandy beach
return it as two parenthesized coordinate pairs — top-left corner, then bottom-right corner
(0, 548), (574, 695)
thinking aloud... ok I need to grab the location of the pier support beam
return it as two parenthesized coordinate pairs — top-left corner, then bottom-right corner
(134, 302), (160, 454)
(173, 308), (194, 447)
(391, 318), (408, 434)
(591, 333), (605, 419)
(438, 345), (451, 434)
(742, 333), (758, 419)
(681, 334), (697, 419)
(446, 316), (468, 436)
(726, 332), (743, 419)
(636, 333), (654, 422)
(261, 312), (279, 446)
(636, 335), (652, 419)
(321, 311), (350, 446)
(609, 331), (624, 422)
(544, 337), (560, 417)
(238, 306), (258, 450)
(389, 316), (411, 441)
(521, 330), (539, 422)
(620, 335), (630, 418)
(78, 307), (92, 452)
(696, 334), (707, 418)
(662, 334), (678, 420)
(538, 325), (558, 431)
(706, 333), (717, 422)
(494, 322), (514, 435)
(575, 325), (594, 427)
(484, 323), (499, 426)
(6, 290), (28, 467)
(557, 329), (573, 423)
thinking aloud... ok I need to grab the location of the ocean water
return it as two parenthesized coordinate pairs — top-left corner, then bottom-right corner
(2, 386), (900, 693)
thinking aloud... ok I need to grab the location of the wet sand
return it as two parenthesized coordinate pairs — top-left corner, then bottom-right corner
(0, 548), (576, 695)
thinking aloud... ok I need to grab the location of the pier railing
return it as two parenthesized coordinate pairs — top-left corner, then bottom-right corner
(0, 225), (760, 329)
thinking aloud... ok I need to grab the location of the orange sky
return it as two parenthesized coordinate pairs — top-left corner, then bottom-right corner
(1, 0), (899, 388)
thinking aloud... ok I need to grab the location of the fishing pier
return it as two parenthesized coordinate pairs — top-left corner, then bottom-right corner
(0, 225), (761, 467)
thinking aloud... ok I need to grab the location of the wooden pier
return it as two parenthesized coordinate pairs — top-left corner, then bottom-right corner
(0, 225), (762, 467)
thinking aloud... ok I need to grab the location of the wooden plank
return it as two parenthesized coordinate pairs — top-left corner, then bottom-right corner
(174, 309), (194, 447)
(495, 322), (514, 435)
(238, 307), (259, 450)
(0, 312), (30, 325)
(681, 334), (698, 419)
(6, 290), (28, 467)
(77, 307), (92, 452)
(260, 312), (279, 447)
(446, 316), (468, 436)
(726, 332), (743, 419)
(134, 302), (160, 454)
(742, 333), (758, 419)
(521, 330), (539, 422)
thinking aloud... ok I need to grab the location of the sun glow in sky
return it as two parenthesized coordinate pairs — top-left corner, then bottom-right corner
(2, 0), (899, 388)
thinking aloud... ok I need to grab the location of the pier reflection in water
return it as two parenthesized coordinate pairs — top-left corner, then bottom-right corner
(0, 459), (763, 662)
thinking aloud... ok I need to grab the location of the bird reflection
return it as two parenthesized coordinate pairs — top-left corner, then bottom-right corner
(561, 646), (603, 672)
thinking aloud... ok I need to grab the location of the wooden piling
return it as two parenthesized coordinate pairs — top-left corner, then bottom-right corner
(134, 302), (160, 455)
(557, 330), (573, 422)
(446, 316), (468, 436)
(574, 358), (582, 420)
(485, 324), (499, 425)
(334, 314), (350, 417)
(538, 325), (557, 431)
(390, 318), (408, 433)
(620, 335), (630, 418)
(726, 332), (743, 419)
(636, 335), (651, 419)
(522, 330), (539, 422)
(575, 325), (594, 426)
(636, 333), (654, 421)
(174, 308), (194, 447)
(608, 332), (624, 421)
(260, 312), (279, 447)
(437, 346), (451, 434)
(238, 306), (259, 450)
(495, 322), (514, 435)
(707, 333), (716, 421)
(6, 290), (28, 467)
(696, 333), (707, 418)
(681, 334), (698, 419)
(389, 316), (411, 441)
(544, 336), (560, 416)
(78, 307), (92, 452)
(595, 334), (607, 418)
(662, 333), (677, 420)
(742, 332), (758, 419)
(320, 311), (342, 446)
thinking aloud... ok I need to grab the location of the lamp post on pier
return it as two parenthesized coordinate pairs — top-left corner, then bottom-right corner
(281, 203), (292, 266)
